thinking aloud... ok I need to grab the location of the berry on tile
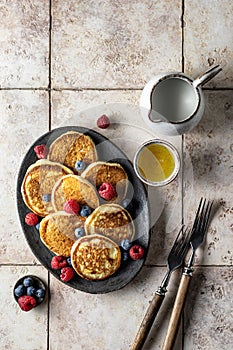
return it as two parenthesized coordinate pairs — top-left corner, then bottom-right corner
(97, 114), (110, 129)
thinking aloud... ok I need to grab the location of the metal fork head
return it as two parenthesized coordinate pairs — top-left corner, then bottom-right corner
(190, 197), (213, 250)
(167, 226), (192, 272)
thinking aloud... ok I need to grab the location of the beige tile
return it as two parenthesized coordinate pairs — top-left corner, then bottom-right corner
(49, 267), (182, 350)
(183, 91), (233, 265)
(52, 0), (182, 89)
(184, 0), (233, 87)
(0, 0), (49, 88)
(0, 265), (48, 350)
(183, 267), (232, 349)
(0, 90), (49, 264)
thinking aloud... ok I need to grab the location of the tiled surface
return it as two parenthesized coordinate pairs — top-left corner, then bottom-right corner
(0, 0), (232, 349)
(52, 0), (182, 89)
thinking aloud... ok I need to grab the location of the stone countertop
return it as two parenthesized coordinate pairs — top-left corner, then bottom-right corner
(0, 1), (232, 349)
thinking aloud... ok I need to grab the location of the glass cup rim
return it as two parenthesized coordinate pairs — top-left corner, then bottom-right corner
(133, 139), (180, 187)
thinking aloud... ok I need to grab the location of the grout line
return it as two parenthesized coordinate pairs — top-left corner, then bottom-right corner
(0, 87), (233, 91)
(47, 271), (51, 350)
(181, 0), (185, 73)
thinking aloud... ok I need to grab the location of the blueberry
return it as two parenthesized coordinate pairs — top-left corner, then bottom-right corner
(121, 239), (132, 251)
(36, 223), (40, 231)
(42, 194), (51, 202)
(23, 277), (34, 287)
(37, 297), (44, 304)
(80, 206), (92, 217)
(75, 227), (85, 238)
(66, 257), (72, 266)
(35, 288), (45, 299)
(75, 160), (86, 171)
(27, 286), (36, 296)
(14, 284), (26, 298)
(122, 251), (129, 261)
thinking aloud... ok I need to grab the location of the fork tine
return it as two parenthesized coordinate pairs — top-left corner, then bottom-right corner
(169, 226), (184, 254)
(176, 228), (191, 257)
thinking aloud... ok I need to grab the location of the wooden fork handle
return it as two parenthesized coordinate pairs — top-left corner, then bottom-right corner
(162, 274), (192, 350)
(130, 293), (165, 350)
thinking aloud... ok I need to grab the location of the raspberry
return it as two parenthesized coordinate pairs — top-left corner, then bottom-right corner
(51, 255), (68, 270)
(60, 267), (75, 282)
(129, 244), (145, 260)
(98, 182), (117, 201)
(25, 212), (39, 226)
(34, 144), (48, 159)
(97, 114), (110, 129)
(63, 199), (80, 215)
(18, 295), (37, 312)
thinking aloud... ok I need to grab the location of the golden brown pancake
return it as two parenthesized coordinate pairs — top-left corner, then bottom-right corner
(71, 234), (121, 280)
(81, 161), (128, 203)
(21, 160), (73, 217)
(47, 131), (98, 174)
(84, 204), (134, 244)
(39, 211), (85, 257)
(52, 174), (100, 212)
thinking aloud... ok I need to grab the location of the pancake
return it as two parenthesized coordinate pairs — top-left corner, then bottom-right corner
(21, 160), (73, 217)
(71, 234), (121, 280)
(39, 211), (86, 257)
(84, 204), (135, 243)
(52, 174), (100, 212)
(81, 161), (128, 203)
(47, 131), (98, 174)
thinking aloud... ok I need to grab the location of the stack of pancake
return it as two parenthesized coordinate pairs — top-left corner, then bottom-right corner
(21, 130), (135, 281)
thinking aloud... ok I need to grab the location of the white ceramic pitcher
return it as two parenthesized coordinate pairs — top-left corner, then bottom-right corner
(140, 65), (222, 136)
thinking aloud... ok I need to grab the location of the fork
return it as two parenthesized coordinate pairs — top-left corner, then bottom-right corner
(130, 226), (192, 350)
(162, 198), (213, 350)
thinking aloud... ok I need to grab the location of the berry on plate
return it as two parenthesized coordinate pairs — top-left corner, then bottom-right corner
(60, 267), (75, 282)
(129, 244), (145, 260)
(51, 255), (68, 270)
(35, 288), (45, 299)
(97, 114), (110, 129)
(63, 199), (80, 215)
(74, 227), (85, 238)
(23, 277), (34, 287)
(42, 193), (51, 202)
(98, 182), (116, 201)
(121, 239), (132, 251)
(25, 212), (39, 226)
(14, 284), (26, 298)
(18, 295), (37, 312)
(75, 160), (86, 172)
(80, 205), (92, 217)
(34, 144), (48, 159)
(27, 286), (36, 296)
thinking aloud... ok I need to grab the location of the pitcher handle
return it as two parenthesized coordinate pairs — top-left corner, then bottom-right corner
(193, 65), (222, 88)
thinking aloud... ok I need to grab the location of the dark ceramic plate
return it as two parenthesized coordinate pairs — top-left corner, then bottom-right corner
(17, 126), (150, 294)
